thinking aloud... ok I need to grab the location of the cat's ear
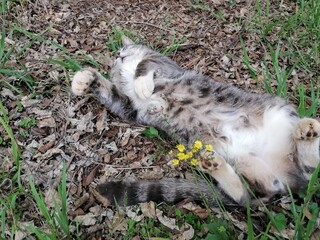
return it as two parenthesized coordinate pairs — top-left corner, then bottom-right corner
(122, 35), (135, 46)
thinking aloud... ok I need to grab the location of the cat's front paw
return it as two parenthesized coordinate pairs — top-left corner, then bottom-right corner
(134, 71), (155, 99)
(294, 118), (320, 141)
(72, 69), (96, 96)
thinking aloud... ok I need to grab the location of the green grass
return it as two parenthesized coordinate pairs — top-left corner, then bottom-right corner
(28, 162), (74, 239)
(187, 0), (211, 12)
(241, 0), (319, 117)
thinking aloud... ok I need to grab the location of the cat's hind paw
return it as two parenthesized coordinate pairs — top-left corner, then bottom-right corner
(199, 154), (248, 205)
(294, 118), (320, 141)
(72, 69), (96, 96)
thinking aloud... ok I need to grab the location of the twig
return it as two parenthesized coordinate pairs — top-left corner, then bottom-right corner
(117, 20), (171, 32)
(97, 163), (159, 170)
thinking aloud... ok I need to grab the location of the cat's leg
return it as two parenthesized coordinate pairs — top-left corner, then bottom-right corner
(236, 156), (285, 197)
(293, 118), (320, 177)
(199, 153), (248, 205)
(72, 68), (138, 121)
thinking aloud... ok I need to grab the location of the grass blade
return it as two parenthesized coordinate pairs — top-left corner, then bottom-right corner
(28, 177), (52, 223)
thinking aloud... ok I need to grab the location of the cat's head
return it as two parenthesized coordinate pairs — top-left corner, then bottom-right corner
(110, 36), (152, 81)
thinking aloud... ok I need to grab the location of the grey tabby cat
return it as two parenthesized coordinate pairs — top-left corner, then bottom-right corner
(72, 37), (320, 207)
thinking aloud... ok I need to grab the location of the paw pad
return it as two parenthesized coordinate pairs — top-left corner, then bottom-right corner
(199, 155), (222, 171)
(294, 118), (320, 141)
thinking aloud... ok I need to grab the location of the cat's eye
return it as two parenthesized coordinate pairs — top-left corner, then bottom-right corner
(116, 51), (127, 62)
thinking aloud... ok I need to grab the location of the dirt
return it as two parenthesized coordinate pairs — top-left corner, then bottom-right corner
(1, 0), (319, 239)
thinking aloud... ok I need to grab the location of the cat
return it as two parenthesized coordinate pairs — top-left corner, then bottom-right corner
(71, 37), (320, 207)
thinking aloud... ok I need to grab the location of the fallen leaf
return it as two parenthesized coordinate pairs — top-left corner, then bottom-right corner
(140, 202), (156, 218)
(120, 128), (132, 147)
(44, 188), (60, 208)
(75, 212), (97, 226)
(126, 206), (144, 222)
(1, 88), (16, 100)
(96, 108), (107, 133)
(91, 188), (111, 207)
(38, 141), (55, 153)
(37, 117), (56, 128)
(74, 192), (90, 209)
(83, 165), (101, 186)
(173, 223), (194, 240)
(34, 148), (62, 160)
(68, 208), (85, 217)
(156, 209), (179, 231)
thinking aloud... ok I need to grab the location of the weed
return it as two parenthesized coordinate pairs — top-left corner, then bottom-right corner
(17, 117), (36, 129)
(203, 221), (235, 240)
(141, 126), (160, 139)
(240, 36), (258, 80)
(160, 35), (186, 57)
(187, 0), (211, 12)
(28, 161), (73, 239)
(0, 135), (5, 145)
(296, 81), (320, 117)
(125, 217), (172, 239)
(0, 100), (21, 184)
(290, 163), (320, 239)
(107, 26), (139, 53)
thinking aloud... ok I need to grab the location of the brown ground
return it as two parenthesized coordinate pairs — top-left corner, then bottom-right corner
(1, 0), (319, 239)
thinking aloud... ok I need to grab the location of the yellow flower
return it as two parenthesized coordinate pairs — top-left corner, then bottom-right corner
(168, 150), (173, 155)
(177, 152), (187, 160)
(172, 159), (180, 166)
(176, 144), (186, 152)
(190, 158), (199, 166)
(186, 151), (193, 159)
(192, 147), (199, 153)
(193, 140), (203, 149)
(205, 144), (213, 152)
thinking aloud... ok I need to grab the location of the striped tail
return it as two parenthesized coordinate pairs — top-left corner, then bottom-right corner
(96, 178), (238, 207)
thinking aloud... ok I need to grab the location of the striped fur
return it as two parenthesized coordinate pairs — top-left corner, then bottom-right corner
(72, 41), (320, 207)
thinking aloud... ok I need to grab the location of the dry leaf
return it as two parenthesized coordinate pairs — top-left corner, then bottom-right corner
(156, 209), (179, 231)
(34, 148), (62, 160)
(96, 108), (107, 133)
(126, 206), (144, 222)
(37, 117), (56, 128)
(120, 128), (132, 147)
(173, 223), (194, 240)
(75, 212), (97, 226)
(83, 165), (101, 186)
(107, 209), (127, 232)
(38, 141), (55, 153)
(140, 202), (156, 218)
(1, 88), (16, 99)
(44, 188), (60, 208)
(68, 208), (85, 217)
(74, 192), (90, 209)
(91, 188), (111, 207)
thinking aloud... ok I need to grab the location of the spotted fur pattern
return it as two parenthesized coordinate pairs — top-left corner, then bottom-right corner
(72, 42), (320, 207)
